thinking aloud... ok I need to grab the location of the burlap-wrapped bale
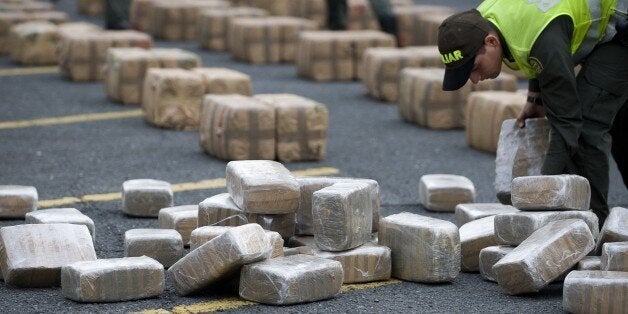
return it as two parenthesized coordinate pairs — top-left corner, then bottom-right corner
(239, 254), (343, 305)
(459, 216), (498, 272)
(577, 256), (601, 270)
(347, 0), (379, 30)
(61, 256), (165, 302)
(124, 229), (183, 268)
(563, 270), (628, 314)
(77, 0), (103, 16)
(122, 179), (173, 217)
(56, 22), (102, 50)
(8, 21), (58, 65)
(394, 5), (455, 46)
(193, 67), (252, 96)
(149, 0), (230, 41)
(190, 225), (284, 258)
(411, 12), (453, 46)
(0, 185), (37, 218)
(511, 175), (591, 211)
(363, 46), (442, 102)
(0, 11), (67, 54)
(313, 243), (391, 283)
(419, 174), (475, 212)
(596, 207), (628, 253)
(466, 91), (526, 153)
(494, 118), (549, 204)
(254, 93), (328, 162)
(378, 212), (460, 282)
(25, 207), (95, 240)
(454, 203), (518, 227)
(0, 224), (96, 287)
(601, 242), (628, 271)
(289, 0), (326, 29)
(493, 219), (595, 295)
(158, 205), (198, 246)
(197, 7), (268, 51)
(478, 245), (514, 282)
(199, 94), (276, 160)
(130, 0), (164, 32)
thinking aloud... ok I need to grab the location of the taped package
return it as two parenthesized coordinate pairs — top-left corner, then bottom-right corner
(199, 94), (276, 160)
(601, 242), (628, 271)
(455, 203), (518, 227)
(25, 207), (95, 240)
(313, 243), (391, 283)
(239, 254), (343, 305)
(149, 0), (229, 41)
(124, 229), (184, 268)
(0, 11), (68, 54)
(511, 175), (591, 211)
(378, 212), (460, 282)
(122, 179), (173, 217)
(478, 245), (514, 282)
(8, 21), (58, 65)
(394, 5), (455, 46)
(61, 256), (165, 302)
(158, 205), (199, 246)
(596, 207), (628, 253)
(192, 67), (252, 96)
(77, 0), (103, 16)
(419, 174), (476, 212)
(190, 225), (284, 258)
(577, 256), (601, 270)
(0, 185), (37, 218)
(346, 0), (379, 30)
(0, 224), (96, 287)
(459, 216), (497, 272)
(196, 7), (268, 51)
(563, 270), (628, 314)
(493, 219), (595, 295)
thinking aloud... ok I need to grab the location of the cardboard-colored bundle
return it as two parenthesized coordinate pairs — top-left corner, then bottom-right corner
(596, 207), (628, 253)
(577, 256), (601, 270)
(190, 225), (284, 258)
(61, 256), (165, 302)
(124, 229), (184, 268)
(0, 185), (37, 218)
(193, 67), (252, 96)
(158, 205), (198, 245)
(0, 1), (53, 12)
(478, 245), (514, 282)
(25, 207), (95, 239)
(601, 242), (628, 271)
(363, 46), (442, 102)
(0, 11), (68, 54)
(511, 175), (591, 211)
(493, 219), (595, 295)
(142, 68), (205, 130)
(454, 203), (518, 227)
(0, 224), (97, 287)
(419, 174), (476, 212)
(8, 21), (58, 65)
(394, 5), (455, 46)
(247, 0), (292, 15)
(470, 73), (518, 92)
(196, 7), (268, 51)
(57, 21), (101, 43)
(563, 270), (628, 314)
(466, 91), (526, 153)
(297, 30), (396, 81)
(378, 212), (460, 282)
(199, 94), (276, 160)
(411, 13), (452, 46)
(347, 0), (379, 30)
(459, 216), (498, 272)
(149, 0), (230, 41)
(130, 0), (163, 32)
(494, 118), (549, 204)
(289, 0), (326, 29)
(229, 16), (316, 64)
(77, 0), (103, 16)
(254, 93), (329, 161)
(313, 243), (391, 283)
(239, 254), (343, 305)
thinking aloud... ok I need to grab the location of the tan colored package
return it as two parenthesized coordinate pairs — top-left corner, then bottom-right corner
(511, 175), (591, 211)
(0, 224), (97, 287)
(190, 225), (284, 257)
(9, 21), (58, 65)
(394, 5), (455, 46)
(313, 243), (391, 283)
(412, 12), (452, 46)
(290, 0), (326, 29)
(248, 0), (292, 15)
(494, 210), (599, 246)
(601, 242), (628, 271)
(124, 229), (184, 268)
(378, 212), (460, 282)
(346, 0), (379, 30)
(493, 219), (595, 295)
(0, 185), (37, 218)
(199, 94), (276, 160)
(577, 256), (601, 270)
(122, 179), (173, 217)
(0, 11), (67, 54)
(478, 245), (514, 282)
(193, 67), (252, 95)
(419, 174), (475, 212)
(466, 91), (526, 153)
(239, 254), (343, 305)
(130, 0), (164, 32)
(61, 256), (165, 302)
(454, 203), (518, 227)
(459, 216), (498, 272)
(197, 7), (268, 51)
(563, 270), (628, 314)
(494, 118), (549, 204)
(254, 93), (329, 161)
(596, 207), (628, 253)
(168, 224), (271, 296)
(77, 0), (103, 16)
(149, 0), (229, 41)
(25, 207), (95, 239)
(158, 205), (198, 246)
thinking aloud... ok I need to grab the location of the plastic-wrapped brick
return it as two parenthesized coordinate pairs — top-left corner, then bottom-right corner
(25, 207), (95, 240)
(563, 270), (628, 314)
(0, 185), (37, 218)
(600, 242), (628, 271)
(454, 203), (518, 227)
(511, 175), (591, 211)
(459, 216), (498, 272)
(419, 174), (475, 212)
(313, 243), (391, 283)
(124, 229), (183, 268)
(577, 256), (601, 270)
(595, 207), (628, 254)
(158, 205), (198, 246)
(190, 225), (284, 258)
(478, 245), (514, 282)
(122, 179), (173, 217)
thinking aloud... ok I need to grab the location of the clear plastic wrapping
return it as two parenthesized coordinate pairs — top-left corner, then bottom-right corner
(158, 205), (199, 245)
(0, 185), (37, 218)
(595, 207), (628, 254)
(478, 245), (514, 282)
(124, 229), (183, 268)
(600, 242), (628, 271)
(576, 256), (601, 270)
(511, 175), (591, 210)
(25, 207), (95, 240)
(190, 225), (284, 258)
(563, 270), (628, 314)
(122, 179), (173, 217)
(314, 243), (391, 283)
(419, 174), (475, 212)
(459, 216), (497, 272)
(454, 203), (518, 227)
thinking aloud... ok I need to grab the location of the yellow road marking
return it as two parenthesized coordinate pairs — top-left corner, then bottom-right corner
(0, 66), (58, 76)
(0, 110), (144, 130)
(38, 167), (340, 208)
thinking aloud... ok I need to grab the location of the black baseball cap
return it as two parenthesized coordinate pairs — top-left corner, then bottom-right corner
(438, 9), (493, 91)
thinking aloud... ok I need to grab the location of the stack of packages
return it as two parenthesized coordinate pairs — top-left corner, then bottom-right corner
(229, 16), (316, 64)
(148, 0), (230, 41)
(394, 5), (455, 47)
(346, 0), (379, 30)
(104, 47), (202, 105)
(77, 0), (103, 16)
(196, 7), (268, 52)
(362, 46), (442, 102)
(397, 68), (517, 129)
(0, 10), (68, 54)
(297, 30), (396, 81)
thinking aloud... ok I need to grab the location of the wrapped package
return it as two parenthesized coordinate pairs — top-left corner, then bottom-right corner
(288, 235), (316, 247)
(0, 11), (68, 54)
(190, 225), (284, 258)
(25, 207), (95, 239)
(454, 203), (518, 227)
(192, 67), (252, 95)
(511, 175), (591, 211)
(149, 0), (229, 41)
(8, 21), (58, 65)
(363, 46), (442, 102)
(394, 5), (455, 46)
(378, 212), (460, 282)
(289, 0), (326, 29)
(494, 210), (599, 246)
(577, 256), (601, 270)
(56, 22), (102, 53)
(226, 160), (299, 214)
(493, 219), (595, 295)
(158, 205), (198, 246)
(596, 207), (628, 253)
(168, 224), (271, 296)
(410, 12), (452, 46)
(129, 0), (164, 32)
(142, 68), (205, 130)
(239, 254), (343, 305)
(254, 93), (329, 162)
(494, 118), (550, 204)
(196, 7), (268, 51)
(312, 182), (372, 251)
(419, 174), (475, 212)
(346, 0), (379, 30)
(124, 229), (183, 268)
(61, 256), (165, 302)
(563, 270), (628, 314)
(478, 245), (514, 282)
(0, 185), (37, 218)
(77, 0), (103, 16)
(601, 242), (628, 271)
(122, 179), (173, 217)
(313, 243), (391, 283)
(199, 94), (276, 160)
(283, 246), (316, 256)
(459, 216), (498, 272)
(0, 224), (96, 287)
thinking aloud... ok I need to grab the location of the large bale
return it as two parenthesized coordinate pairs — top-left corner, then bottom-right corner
(149, 0), (229, 41)
(563, 270), (628, 314)
(0, 185), (37, 218)
(0, 11), (68, 54)
(419, 174), (475, 212)
(346, 0), (379, 30)
(313, 243), (391, 283)
(196, 7), (267, 51)
(393, 5), (455, 47)
(124, 229), (184, 268)
(8, 21), (58, 65)
(511, 175), (591, 211)
(193, 67), (252, 96)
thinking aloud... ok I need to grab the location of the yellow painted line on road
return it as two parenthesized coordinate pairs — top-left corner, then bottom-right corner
(38, 167), (340, 208)
(0, 110), (144, 130)
(0, 66), (58, 76)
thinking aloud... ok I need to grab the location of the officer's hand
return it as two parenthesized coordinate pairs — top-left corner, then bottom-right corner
(516, 101), (545, 128)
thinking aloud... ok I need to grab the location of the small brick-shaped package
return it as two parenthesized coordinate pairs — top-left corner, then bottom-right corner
(577, 256), (601, 270)
(25, 207), (95, 239)
(0, 185), (37, 218)
(511, 175), (591, 211)
(196, 7), (268, 51)
(419, 174), (475, 212)
(313, 243), (391, 283)
(493, 219), (595, 295)
(190, 225), (284, 258)
(563, 270), (628, 314)
(254, 93), (329, 162)
(596, 207), (628, 253)
(312, 182), (372, 251)
(124, 229), (184, 268)
(378, 212), (460, 282)
(394, 5), (455, 46)
(455, 203), (518, 227)
(601, 242), (628, 271)
(61, 256), (165, 302)
(168, 224), (270, 295)
(158, 205), (198, 246)
(122, 179), (173, 217)
(459, 216), (498, 272)
(239, 254), (343, 305)
(193, 67), (252, 95)
(9, 21), (59, 65)
(478, 245), (514, 282)
(0, 224), (97, 287)
(226, 160), (300, 214)
(199, 94), (276, 160)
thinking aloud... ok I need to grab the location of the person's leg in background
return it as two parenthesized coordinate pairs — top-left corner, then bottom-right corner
(105, 0), (130, 30)
(368, 0), (397, 37)
(326, 0), (348, 30)
(611, 101), (628, 189)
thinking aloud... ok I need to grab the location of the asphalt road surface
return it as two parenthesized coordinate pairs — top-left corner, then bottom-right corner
(0, 0), (626, 313)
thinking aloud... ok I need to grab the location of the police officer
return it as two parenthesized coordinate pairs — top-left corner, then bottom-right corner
(436, 0), (627, 225)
